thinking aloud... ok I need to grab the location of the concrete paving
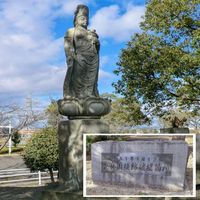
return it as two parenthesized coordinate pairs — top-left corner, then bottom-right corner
(0, 154), (26, 170)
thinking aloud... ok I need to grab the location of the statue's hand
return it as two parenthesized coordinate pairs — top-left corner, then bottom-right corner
(90, 29), (99, 38)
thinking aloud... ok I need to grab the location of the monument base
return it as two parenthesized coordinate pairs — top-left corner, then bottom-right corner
(58, 119), (109, 190)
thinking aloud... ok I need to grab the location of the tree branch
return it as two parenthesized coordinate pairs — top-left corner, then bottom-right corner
(168, 90), (200, 102)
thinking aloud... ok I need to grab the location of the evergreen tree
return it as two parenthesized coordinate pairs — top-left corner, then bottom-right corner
(114, 0), (200, 117)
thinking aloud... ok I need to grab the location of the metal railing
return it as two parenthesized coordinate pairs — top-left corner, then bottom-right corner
(0, 168), (58, 186)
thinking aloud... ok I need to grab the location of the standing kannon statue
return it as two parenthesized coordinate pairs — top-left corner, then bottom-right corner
(58, 4), (110, 118)
(55, 5), (111, 195)
(63, 5), (99, 99)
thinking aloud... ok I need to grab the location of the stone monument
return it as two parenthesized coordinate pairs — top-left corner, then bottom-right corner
(57, 4), (111, 192)
(91, 140), (189, 193)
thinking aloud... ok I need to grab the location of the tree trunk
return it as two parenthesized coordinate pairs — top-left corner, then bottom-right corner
(49, 168), (54, 182)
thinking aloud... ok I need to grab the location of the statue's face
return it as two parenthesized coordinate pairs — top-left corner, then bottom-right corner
(76, 15), (88, 28)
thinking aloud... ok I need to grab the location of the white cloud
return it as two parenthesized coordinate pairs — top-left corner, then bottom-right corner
(99, 69), (114, 79)
(60, 0), (89, 15)
(0, 0), (88, 99)
(90, 4), (145, 41)
(99, 55), (116, 79)
(100, 55), (109, 68)
(0, 0), (138, 102)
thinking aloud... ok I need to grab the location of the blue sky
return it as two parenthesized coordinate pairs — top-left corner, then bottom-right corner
(0, 0), (146, 108)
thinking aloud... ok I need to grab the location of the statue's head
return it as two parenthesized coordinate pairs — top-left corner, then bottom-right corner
(74, 5), (89, 28)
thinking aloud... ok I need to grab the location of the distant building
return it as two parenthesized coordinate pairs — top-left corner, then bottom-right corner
(18, 129), (38, 145)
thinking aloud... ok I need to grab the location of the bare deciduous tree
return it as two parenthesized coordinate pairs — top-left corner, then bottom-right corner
(0, 97), (45, 151)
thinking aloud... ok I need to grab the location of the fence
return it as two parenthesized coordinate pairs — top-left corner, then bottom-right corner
(0, 168), (58, 186)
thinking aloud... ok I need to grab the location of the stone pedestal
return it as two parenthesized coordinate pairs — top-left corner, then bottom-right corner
(58, 119), (109, 189)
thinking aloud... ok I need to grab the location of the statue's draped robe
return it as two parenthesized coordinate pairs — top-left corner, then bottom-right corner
(64, 26), (99, 98)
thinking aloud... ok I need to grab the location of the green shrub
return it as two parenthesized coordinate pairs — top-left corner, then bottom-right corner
(23, 127), (58, 182)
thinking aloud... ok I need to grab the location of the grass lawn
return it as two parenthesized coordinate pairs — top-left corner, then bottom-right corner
(0, 146), (24, 155)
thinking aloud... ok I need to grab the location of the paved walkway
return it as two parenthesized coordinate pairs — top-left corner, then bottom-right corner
(0, 154), (50, 200)
(0, 154), (26, 170)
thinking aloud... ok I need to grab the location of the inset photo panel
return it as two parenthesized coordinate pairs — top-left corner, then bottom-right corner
(83, 134), (196, 198)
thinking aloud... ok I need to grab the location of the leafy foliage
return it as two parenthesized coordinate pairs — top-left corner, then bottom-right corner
(23, 127), (58, 181)
(114, 0), (200, 117)
(102, 93), (150, 130)
(159, 108), (200, 129)
(11, 131), (21, 147)
(45, 100), (63, 127)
